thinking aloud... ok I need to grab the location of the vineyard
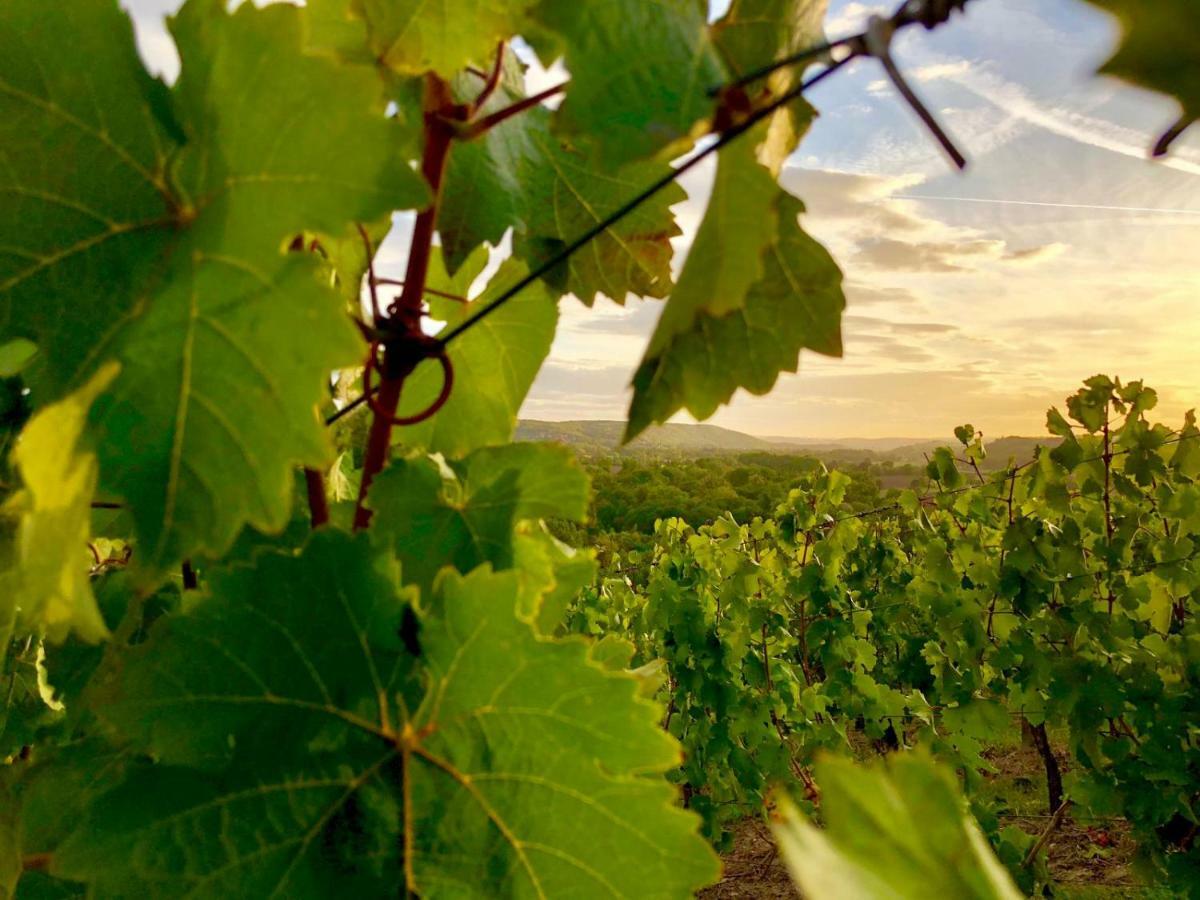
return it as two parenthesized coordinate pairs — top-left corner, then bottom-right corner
(571, 378), (1200, 894)
(1, 0), (1197, 897)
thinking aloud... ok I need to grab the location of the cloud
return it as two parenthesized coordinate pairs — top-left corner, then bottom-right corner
(889, 321), (958, 335)
(780, 167), (1072, 274)
(824, 2), (892, 34)
(844, 283), (923, 307)
(569, 299), (663, 336)
(1003, 242), (1068, 265)
(906, 57), (1200, 176)
(853, 234), (1067, 271)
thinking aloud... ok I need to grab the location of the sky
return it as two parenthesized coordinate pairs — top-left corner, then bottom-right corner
(122, 0), (1200, 440)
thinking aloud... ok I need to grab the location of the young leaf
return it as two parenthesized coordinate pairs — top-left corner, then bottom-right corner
(0, 364), (118, 647)
(0, 0), (429, 585)
(638, 133), (780, 364)
(712, 0), (827, 173)
(369, 442), (589, 594)
(772, 753), (1023, 900)
(627, 192), (843, 440)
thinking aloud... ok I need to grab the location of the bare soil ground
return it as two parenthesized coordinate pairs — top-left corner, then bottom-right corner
(699, 734), (1171, 899)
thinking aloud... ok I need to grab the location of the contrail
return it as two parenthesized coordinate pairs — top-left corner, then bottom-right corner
(892, 195), (1200, 216)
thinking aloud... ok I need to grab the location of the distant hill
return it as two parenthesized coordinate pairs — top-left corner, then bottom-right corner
(516, 420), (1058, 467)
(762, 436), (935, 453)
(516, 420), (774, 455)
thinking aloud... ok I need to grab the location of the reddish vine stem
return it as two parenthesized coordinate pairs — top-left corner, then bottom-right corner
(304, 468), (330, 528)
(371, 278), (468, 303)
(460, 82), (569, 139)
(353, 76), (459, 531)
(471, 43), (506, 115)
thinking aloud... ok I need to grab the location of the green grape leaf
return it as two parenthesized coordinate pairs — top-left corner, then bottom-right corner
(772, 753), (1022, 900)
(440, 84), (684, 304)
(626, 192), (843, 440)
(436, 57), (531, 274)
(406, 566), (718, 896)
(391, 262), (558, 456)
(424, 245), (490, 319)
(369, 442), (589, 594)
(0, 0), (429, 585)
(712, 0), (826, 173)
(306, 0), (374, 63)
(357, 0), (528, 77)
(640, 133), (779, 364)
(512, 525), (598, 633)
(0, 364), (117, 646)
(1084, 0), (1199, 143)
(532, 0), (727, 165)
(318, 216), (393, 312)
(54, 538), (716, 897)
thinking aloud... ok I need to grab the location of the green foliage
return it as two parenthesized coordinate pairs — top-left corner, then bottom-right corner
(369, 442), (589, 595)
(572, 375), (1200, 893)
(0, 0), (427, 584)
(392, 262), (558, 455)
(773, 753), (1022, 900)
(47, 535), (716, 897)
(0, 365), (117, 647)
(628, 192), (844, 440)
(531, 0), (726, 165)
(2, 0), (1195, 893)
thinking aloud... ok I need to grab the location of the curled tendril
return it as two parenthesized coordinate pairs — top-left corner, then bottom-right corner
(362, 341), (455, 426)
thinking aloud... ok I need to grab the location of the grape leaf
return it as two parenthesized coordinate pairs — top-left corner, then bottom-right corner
(772, 753), (1022, 900)
(513, 526), (598, 634)
(369, 442), (589, 594)
(405, 566), (718, 896)
(640, 133), (780, 362)
(439, 79), (684, 304)
(54, 536), (717, 897)
(0, 364), (118, 647)
(712, 0), (826, 173)
(627, 192), (844, 440)
(532, 0), (727, 165)
(356, 0), (530, 77)
(0, 0), (429, 584)
(1084, 0), (1199, 145)
(0, 0), (180, 398)
(391, 262), (558, 457)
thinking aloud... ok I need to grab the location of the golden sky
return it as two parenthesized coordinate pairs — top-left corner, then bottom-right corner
(526, 0), (1200, 439)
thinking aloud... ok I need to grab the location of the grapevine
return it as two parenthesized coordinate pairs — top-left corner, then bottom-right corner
(0, 0), (1197, 897)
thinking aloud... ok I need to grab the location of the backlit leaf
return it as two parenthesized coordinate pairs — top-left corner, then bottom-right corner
(773, 753), (1023, 900)
(532, 0), (727, 165)
(0, 364), (118, 646)
(627, 192), (843, 440)
(0, 0), (428, 584)
(391, 262), (558, 457)
(369, 442), (589, 594)
(1084, 0), (1200, 147)
(54, 536), (717, 897)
